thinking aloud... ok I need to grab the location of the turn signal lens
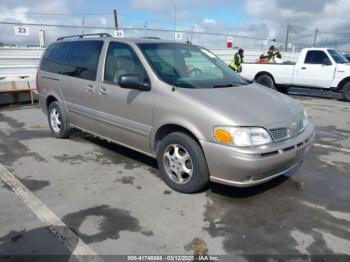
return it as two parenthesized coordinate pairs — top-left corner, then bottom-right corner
(214, 129), (233, 143)
(213, 126), (272, 147)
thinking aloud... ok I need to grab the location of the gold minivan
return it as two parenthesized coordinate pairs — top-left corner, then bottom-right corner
(38, 33), (315, 193)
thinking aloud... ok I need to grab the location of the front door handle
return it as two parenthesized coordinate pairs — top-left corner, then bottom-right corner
(99, 87), (108, 96)
(301, 67), (307, 70)
(86, 84), (95, 93)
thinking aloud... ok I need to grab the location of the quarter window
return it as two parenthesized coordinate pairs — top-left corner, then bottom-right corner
(40, 40), (103, 81)
(40, 42), (68, 74)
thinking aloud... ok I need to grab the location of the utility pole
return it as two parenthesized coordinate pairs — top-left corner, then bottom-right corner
(113, 9), (118, 29)
(284, 22), (290, 52)
(313, 28), (318, 47)
(81, 17), (85, 35)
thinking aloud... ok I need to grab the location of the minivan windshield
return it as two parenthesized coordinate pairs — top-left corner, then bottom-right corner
(328, 49), (349, 64)
(138, 43), (249, 89)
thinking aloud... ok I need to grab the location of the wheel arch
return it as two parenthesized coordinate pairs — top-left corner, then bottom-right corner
(46, 95), (58, 109)
(254, 71), (276, 84)
(153, 124), (203, 153)
(337, 77), (350, 91)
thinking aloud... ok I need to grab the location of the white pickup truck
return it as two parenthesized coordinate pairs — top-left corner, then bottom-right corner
(240, 48), (350, 101)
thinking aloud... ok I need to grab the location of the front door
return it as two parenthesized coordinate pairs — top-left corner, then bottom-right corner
(293, 50), (335, 88)
(96, 41), (155, 153)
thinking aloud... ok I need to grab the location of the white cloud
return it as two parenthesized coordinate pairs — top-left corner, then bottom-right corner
(203, 18), (217, 24)
(243, 0), (350, 50)
(0, 0), (113, 46)
(131, 0), (172, 12)
(98, 17), (107, 26)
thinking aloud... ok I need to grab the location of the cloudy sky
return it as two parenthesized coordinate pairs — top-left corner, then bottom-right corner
(1, 0), (350, 50)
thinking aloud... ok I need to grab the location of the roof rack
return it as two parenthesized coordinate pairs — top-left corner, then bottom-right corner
(141, 37), (161, 40)
(57, 33), (111, 41)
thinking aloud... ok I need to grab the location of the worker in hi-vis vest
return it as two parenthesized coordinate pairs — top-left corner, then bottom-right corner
(229, 48), (244, 72)
(258, 45), (281, 63)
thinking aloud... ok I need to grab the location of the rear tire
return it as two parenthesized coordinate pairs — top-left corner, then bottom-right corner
(255, 74), (276, 90)
(48, 101), (72, 138)
(342, 82), (350, 102)
(156, 132), (209, 193)
(276, 86), (290, 94)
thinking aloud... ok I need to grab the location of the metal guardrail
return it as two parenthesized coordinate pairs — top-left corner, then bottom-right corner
(0, 47), (299, 78)
(0, 46), (299, 105)
(0, 47), (44, 77)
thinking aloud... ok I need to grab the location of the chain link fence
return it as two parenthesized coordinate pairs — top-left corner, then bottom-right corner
(0, 21), (309, 53)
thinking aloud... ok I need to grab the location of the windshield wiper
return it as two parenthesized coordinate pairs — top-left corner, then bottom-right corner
(213, 82), (245, 88)
(213, 84), (234, 88)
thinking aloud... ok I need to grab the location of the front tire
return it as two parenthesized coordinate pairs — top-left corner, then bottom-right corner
(156, 132), (209, 193)
(255, 74), (276, 90)
(48, 101), (72, 138)
(342, 82), (350, 102)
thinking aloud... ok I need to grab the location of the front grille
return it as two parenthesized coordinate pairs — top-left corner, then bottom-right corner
(253, 159), (297, 181)
(269, 128), (289, 142)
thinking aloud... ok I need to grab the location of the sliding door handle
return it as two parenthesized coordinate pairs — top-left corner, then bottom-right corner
(99, 87), (108, 96)
(86, 84), (95, 93)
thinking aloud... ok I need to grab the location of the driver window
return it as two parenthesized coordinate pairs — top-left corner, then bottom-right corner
(304, 51), (330, 65)
(104, 42), (148, 84)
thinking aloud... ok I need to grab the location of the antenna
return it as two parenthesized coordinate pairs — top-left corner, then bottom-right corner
(144, 20), (148, 37)
(172, 5), (177, 91)
(174, 5), (177, 32)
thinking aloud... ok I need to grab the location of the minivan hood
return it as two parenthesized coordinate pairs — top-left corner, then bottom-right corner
(178, 83), (304, 128)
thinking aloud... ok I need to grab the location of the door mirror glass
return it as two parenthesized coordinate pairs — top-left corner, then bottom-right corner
(118, 74), (151, 91)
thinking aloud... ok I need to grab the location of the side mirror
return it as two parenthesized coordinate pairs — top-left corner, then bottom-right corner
(118, 74), (151, 91)
(323, 58), (332, 66)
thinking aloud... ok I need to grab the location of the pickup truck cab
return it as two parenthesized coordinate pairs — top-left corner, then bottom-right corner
(240, 48), (350, 101)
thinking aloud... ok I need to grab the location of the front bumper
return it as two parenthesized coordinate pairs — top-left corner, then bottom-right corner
(201, 124), (315, 187)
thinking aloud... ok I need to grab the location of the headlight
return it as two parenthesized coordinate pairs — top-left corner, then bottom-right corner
(214, 127), (272, 147)
(302, 110), (309, 131)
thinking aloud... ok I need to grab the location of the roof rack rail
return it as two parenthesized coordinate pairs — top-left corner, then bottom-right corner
(57, 33), (111, 41)
(141, 37), (161, 40)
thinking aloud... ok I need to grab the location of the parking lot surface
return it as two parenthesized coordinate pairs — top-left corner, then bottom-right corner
(0, 90), (350, 261)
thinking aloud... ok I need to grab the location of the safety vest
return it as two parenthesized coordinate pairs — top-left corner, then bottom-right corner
(229, 53), (241, 71)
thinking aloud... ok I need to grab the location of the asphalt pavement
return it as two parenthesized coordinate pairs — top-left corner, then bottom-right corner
(0, 89), (349, 261)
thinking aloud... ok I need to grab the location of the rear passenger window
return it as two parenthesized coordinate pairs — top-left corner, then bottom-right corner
(104, 42), (149, 84)
(304, 51), (329, 64)
(61, 41), (103, 81)
(40, 43), (68, 74)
